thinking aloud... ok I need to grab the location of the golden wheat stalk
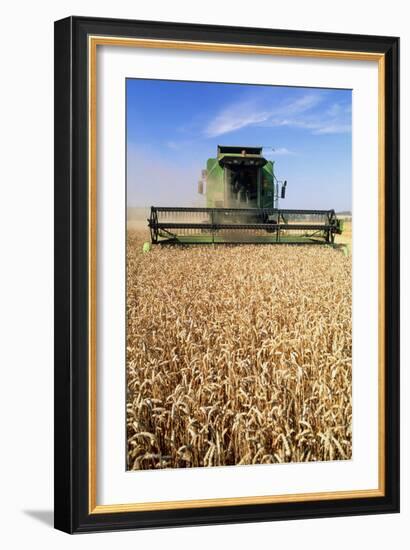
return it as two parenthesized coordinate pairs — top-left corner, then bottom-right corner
(126, 228), (352, 470)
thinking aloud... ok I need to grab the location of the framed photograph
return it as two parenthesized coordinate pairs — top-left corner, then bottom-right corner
(54, 16), (399, 533)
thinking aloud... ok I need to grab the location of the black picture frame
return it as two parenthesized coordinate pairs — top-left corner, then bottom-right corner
(54, 15), (400, 534)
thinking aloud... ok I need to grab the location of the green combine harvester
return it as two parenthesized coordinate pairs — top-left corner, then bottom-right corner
(148, 145), (343, 245)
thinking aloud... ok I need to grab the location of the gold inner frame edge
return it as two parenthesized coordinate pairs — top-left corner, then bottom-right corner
(88, 35), (386, 514)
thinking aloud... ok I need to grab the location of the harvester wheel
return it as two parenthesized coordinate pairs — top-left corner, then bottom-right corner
(142, 242), (151, 253)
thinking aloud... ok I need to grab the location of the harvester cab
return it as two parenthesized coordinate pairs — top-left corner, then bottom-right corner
(148, 145), (343, 245)
(199, 146), (286, 210)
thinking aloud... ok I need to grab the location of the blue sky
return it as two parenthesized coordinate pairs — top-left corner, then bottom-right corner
(127, 79), (352, 211)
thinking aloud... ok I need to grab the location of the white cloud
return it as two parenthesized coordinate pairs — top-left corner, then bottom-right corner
(203, 93), (351, 138)
(274, 147), (295, 155)
(204, 100), (271, 138)
(281, 94), (323, 115)
(264, 147), (295, 157)
(166, 140), (181, 150)
(271, 100), (352, 135)
(270, 116), (351, 135)
(313, 124), (352, 135)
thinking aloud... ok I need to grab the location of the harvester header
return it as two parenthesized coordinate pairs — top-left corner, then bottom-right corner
(148, 145), (343, 245)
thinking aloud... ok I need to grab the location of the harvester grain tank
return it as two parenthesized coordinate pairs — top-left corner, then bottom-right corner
(148, 146), (343, 244)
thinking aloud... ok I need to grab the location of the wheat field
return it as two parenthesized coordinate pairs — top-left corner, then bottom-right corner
(127, 226), (352, 470)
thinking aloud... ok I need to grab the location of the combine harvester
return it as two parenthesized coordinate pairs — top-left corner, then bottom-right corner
(148, 145), (343, 245)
